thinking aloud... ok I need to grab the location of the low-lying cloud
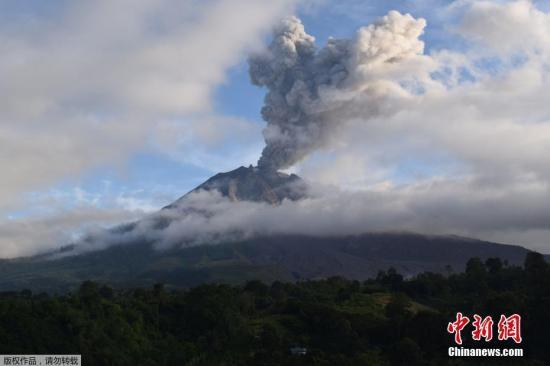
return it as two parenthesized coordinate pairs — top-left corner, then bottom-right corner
(78, 175), (550, 255)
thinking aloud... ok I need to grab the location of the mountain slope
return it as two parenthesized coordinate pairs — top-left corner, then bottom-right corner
(165, 165), (307, 207)
(0, 233), (539, 292)
(1, 167), (545, 293)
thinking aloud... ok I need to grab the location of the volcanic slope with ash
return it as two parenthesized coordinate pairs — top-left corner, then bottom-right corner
(166, 165), (308, 208)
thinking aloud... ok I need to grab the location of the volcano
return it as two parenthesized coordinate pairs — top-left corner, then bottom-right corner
(0, 165), (546, 293)
(165, 165), (308, 208)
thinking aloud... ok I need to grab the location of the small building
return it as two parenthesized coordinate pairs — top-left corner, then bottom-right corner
(290, 346), (307, 356)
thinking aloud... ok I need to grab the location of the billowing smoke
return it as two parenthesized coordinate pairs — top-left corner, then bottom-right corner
(249, 11), (427, 171)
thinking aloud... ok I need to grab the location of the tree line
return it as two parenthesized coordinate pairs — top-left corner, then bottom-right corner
(0, 252), (548, 365)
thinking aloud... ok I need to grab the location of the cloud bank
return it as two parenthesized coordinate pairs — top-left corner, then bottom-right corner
(80, 172), (550, 255)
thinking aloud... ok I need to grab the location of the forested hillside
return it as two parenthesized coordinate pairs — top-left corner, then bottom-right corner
(0, 233), (535, 292)
(0, 252), (548, 366)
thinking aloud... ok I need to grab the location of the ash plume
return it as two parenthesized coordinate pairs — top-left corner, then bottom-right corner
(249, 11), (427, 171)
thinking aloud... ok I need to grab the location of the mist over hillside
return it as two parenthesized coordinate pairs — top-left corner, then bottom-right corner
(0, 232), (540, 292)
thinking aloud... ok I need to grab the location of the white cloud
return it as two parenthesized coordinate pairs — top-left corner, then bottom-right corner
(0, 183), (170, 258)
(0, 206), (144, 259)
(457, 0), (550, 55)
(86, 180), (550, 254)
(0, 0), (296, 211)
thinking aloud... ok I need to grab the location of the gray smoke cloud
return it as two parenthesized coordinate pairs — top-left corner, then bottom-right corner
(249, 11), (427, 171)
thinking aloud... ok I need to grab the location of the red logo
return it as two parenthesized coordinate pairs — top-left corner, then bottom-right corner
(497, 314), (522, 344)
(472, 314), (494, 342)
(447, 312), (470, 345)
(447, 313), (522, 345)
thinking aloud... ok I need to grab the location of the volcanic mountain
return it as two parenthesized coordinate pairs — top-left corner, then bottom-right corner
(0, 166), (546, 293)
(165, 165), (308, 208)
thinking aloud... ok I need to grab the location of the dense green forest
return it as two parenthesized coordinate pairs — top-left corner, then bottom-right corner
(0, 252), (548, 366)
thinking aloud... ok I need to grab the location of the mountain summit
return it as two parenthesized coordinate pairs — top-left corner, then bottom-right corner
(165, 165), (308, 208)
